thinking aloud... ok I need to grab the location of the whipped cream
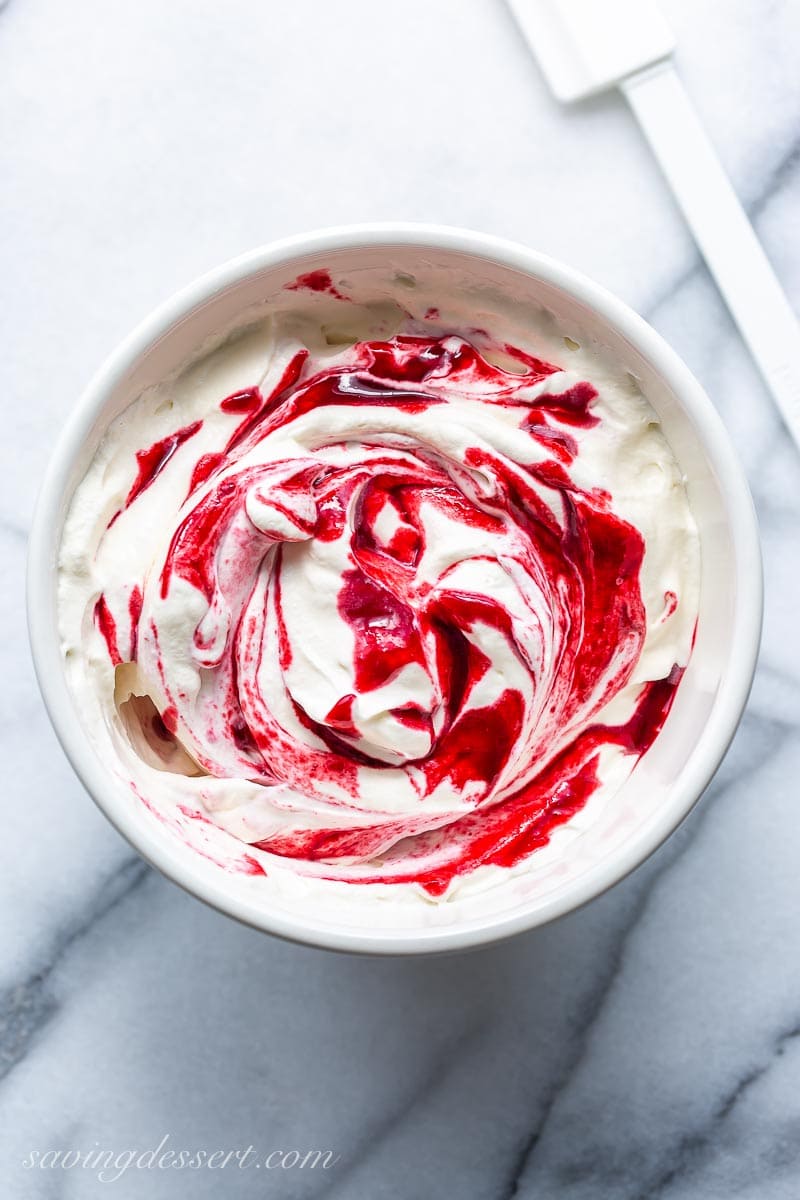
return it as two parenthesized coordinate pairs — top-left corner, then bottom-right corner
(58, 274), (700, 909)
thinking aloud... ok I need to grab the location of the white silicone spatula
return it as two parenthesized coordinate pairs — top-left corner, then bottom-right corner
(507, 0), (800, 451)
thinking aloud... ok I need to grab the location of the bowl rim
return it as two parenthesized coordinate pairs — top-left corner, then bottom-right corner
(26, 222), (763, 955)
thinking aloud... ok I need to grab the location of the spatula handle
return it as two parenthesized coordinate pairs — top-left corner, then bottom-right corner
(623, 61), (800, 450)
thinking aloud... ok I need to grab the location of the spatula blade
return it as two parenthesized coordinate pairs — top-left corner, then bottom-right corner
(507, 0), (675, 102)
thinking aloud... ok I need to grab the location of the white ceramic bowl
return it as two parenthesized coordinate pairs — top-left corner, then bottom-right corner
(27, 224), (762, 954)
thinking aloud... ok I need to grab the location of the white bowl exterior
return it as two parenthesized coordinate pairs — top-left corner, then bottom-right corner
(27, 225), (762, 954)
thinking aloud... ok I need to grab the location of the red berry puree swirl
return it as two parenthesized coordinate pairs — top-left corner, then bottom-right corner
(66, 326), (697, 899)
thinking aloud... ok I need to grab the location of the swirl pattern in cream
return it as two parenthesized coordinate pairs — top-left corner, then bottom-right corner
(59, 316), (699, 897)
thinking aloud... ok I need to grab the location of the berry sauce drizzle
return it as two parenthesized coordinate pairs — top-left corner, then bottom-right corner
(102, 333), (688, 895)
(285, 269), (349, 301)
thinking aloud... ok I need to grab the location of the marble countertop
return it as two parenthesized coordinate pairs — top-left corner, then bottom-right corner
(3, 0), (800, 1195)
